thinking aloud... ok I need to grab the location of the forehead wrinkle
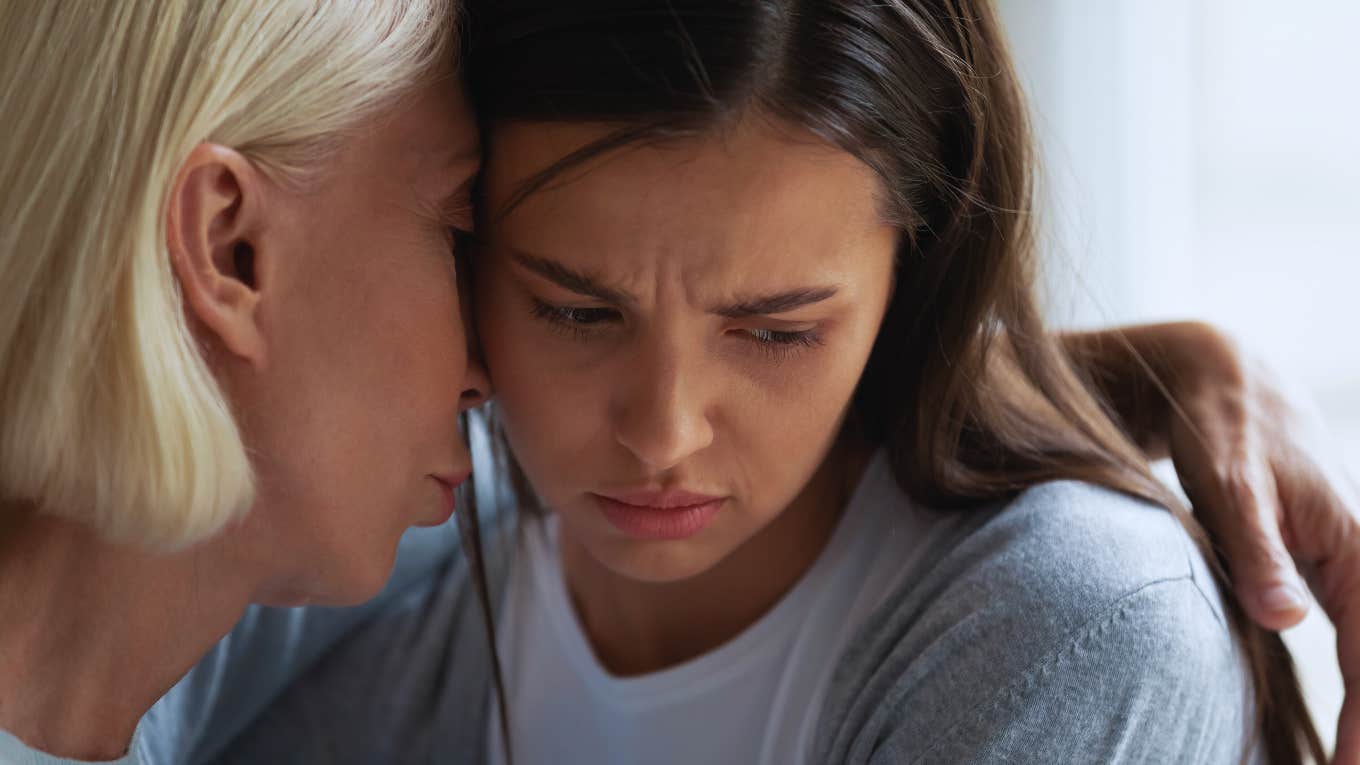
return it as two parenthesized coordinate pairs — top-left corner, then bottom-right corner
(507, 247), (638, 306)
(508, 175), (866, 315)
(488, 118), (891, 309)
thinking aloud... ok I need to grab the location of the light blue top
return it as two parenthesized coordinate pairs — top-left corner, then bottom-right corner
(0, 522), (462, 765)
(214, 474), (1260, 763)
(3, 450), (1262, 764)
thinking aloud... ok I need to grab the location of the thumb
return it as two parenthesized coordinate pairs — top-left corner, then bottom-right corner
(1217, 469), (1311, 631)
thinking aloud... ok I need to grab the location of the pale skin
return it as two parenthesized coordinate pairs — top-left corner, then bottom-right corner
(0, 83), (488, 759)
(1, 82), (1356, 762)
(477, 117), (1360, 759)
(477, 119), (894, 671)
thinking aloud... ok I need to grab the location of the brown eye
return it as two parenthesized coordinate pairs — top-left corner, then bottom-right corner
(530, 299), (621, 342)
(532, 301), (619, 326)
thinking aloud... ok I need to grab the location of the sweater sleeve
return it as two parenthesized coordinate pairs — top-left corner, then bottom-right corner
(817, 481), (1259, 765)
(874, 578), (1257, 764)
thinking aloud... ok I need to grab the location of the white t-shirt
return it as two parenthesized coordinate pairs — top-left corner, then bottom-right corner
(487, 452), (931, 765)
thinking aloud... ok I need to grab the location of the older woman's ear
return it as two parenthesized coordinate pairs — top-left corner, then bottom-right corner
(166, 143), (269, 366)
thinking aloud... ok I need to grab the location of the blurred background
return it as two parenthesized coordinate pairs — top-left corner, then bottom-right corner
(997, 0), (1358, 749)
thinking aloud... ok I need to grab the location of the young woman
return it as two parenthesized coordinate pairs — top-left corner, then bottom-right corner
(214, 1), (1350, 763)
(0, 2), (487, 762)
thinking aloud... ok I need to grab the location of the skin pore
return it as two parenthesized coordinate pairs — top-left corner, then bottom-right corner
(0, 82), (487, 759)
(475, 118), (896, 675)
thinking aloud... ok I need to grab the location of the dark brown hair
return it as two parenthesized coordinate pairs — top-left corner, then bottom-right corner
(464, 1), (1322, 760)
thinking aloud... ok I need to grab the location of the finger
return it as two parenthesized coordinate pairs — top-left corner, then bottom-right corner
(1209, 463), (1311, 631)
(1335, 691), (1360, 765)
(1317, 542), (1360, 764)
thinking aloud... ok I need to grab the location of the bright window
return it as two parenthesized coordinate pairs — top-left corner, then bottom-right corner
(1000, 0), (1358, 747)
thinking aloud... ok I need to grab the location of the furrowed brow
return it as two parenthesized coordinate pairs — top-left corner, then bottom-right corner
(508, 249), (632, 305)
(714, 287), (839, 318)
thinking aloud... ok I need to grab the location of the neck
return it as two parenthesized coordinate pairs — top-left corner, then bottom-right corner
(560, 438), (873, 676)
(0, 507), (256, 760)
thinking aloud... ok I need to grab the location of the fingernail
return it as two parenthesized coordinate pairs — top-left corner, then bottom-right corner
(1260, 582), (1306, 613)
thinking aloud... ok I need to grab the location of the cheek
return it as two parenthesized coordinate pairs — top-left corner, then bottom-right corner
(730, 357), (858, 467)
(263, 243), (466, 493)
(739, 316), (877, 417)
(383, 274), (469, 398)
(483, 324), (599, 458)
(476, 300), (614, 491)
(726, 321), (880, 494)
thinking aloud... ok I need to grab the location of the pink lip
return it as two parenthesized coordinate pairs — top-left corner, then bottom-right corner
(434, 471), (472, 490)
(422, 471), (471, 527)
(591, 489), (726, 540)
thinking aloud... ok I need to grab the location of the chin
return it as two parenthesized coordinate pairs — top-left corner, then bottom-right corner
(593, 538), (728, 585)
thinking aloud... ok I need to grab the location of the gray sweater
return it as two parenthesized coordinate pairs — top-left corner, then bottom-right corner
(212, 479), (1258, 764)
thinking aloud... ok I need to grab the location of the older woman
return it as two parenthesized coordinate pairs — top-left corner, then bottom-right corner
(0, 2), (485, 761)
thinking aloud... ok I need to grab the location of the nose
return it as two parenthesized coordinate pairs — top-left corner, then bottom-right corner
(612, 341), (714, 471)
(458, 350), (491, 412)
(455, 265), (492, 412)
(456, 310), (491, 413)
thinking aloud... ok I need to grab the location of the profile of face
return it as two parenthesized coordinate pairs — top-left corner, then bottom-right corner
(476, 118), (897, 583)
(171, 83), (489, 605)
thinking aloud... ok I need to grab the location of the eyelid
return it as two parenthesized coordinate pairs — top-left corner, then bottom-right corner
(530, 298), (620, 324)
(533, 299), (618, 317)
(737, 326), (824, 363)
(528, 292), (826, 364)
(734, 316), (818, 329)
(725, 314), (822, 337)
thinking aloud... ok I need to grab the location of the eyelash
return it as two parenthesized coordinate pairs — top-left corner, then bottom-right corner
(529, 299), (823, 361)
(530, 300), (619, 340)
(742, 327), (824, 361)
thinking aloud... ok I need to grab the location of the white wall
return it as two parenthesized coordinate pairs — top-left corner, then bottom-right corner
(997, 0), (1359, 750)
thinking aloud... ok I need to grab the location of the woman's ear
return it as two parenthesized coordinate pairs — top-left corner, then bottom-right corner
(166, 143), (269, 366)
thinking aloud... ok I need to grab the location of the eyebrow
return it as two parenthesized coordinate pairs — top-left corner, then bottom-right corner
(508, 249), (634, 305)
(508, 248), (839, 316)
(714, 287), (839, 318)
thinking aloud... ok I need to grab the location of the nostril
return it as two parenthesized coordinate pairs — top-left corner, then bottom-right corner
(458, 355), (493, 411)
(460, 385), (489, 409)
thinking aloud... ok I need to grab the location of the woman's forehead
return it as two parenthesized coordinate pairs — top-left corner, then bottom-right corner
(479, 120), (895, 305)
(483, 119), (887, 250)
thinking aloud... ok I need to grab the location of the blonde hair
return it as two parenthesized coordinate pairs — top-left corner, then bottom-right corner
(0, 1), (456, 549)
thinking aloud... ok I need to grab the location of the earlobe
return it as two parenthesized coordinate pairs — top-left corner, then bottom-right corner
(166, 143), (268, 365)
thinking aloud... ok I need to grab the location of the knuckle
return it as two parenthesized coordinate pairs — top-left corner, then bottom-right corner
(1220, 463), (1268, 517)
